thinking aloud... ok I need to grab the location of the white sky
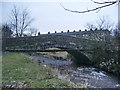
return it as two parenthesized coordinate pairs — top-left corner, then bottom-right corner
(1, 0), (118, 34)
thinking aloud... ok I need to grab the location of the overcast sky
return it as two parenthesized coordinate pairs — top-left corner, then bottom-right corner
(1, 0), (118, 34)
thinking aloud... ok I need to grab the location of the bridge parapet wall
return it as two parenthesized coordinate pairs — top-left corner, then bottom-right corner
(4, 35), (114, 50)
(3, 35), (101, 50)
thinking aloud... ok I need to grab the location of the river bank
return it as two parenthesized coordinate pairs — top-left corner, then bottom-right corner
(2, 52), (80, 88)
(2, 52), (120, 88)
(29, 54), (120, 88)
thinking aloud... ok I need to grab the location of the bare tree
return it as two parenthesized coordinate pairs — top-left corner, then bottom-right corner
(96, 16), (114, 30)
(85, 16), (114, 31)
(85, 22), (96, 30)
(29, 28), (38, 36)
(10, 6), (34, 37)
(114, 22), (120, 36)
(60, 0), (119, 13)
(2, 23), (13, 38)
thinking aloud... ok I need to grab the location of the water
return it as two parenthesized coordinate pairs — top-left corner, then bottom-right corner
(30, 56), (72, 67)
(30, 55), (120, 88)
(68, 67), (120, 88)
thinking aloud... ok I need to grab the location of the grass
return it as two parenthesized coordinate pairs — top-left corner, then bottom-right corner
(47, 48), (61, 50)
(2, 52), (79, 88)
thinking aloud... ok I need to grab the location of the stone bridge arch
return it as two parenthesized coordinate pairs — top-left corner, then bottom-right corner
(3, 35), (101, 66)
(27, 44), (92, 66)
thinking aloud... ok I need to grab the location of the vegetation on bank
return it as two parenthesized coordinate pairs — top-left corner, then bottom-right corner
(2, 52), (79, 88)
(90, 46), (120, 78)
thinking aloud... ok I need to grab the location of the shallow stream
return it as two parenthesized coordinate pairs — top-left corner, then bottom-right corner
(30, 55), (120, 88)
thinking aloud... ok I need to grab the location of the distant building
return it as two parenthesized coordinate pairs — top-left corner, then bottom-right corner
(79, 29), (111, 41)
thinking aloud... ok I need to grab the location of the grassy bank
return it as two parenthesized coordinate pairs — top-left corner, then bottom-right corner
(2, 52), (79, 88)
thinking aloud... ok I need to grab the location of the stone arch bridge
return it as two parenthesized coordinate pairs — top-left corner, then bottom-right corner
(3, 34), (112, 66)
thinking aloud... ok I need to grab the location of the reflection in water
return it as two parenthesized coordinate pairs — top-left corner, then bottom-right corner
(30, 55), (120, 88)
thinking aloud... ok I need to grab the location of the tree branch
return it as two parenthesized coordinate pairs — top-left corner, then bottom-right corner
(60, 0), (118, 13)
(91, 0), (117, 4)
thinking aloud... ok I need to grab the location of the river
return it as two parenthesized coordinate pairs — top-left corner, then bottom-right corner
(30, 55), (120, 88)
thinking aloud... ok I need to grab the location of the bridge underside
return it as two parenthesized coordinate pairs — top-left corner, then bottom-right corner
(67, 50), (91, 66)
(5, 46), (92, 66)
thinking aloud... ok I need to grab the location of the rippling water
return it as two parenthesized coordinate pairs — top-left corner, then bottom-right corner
(68, 67), (120, 88)
(30, 55), (120, 88)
